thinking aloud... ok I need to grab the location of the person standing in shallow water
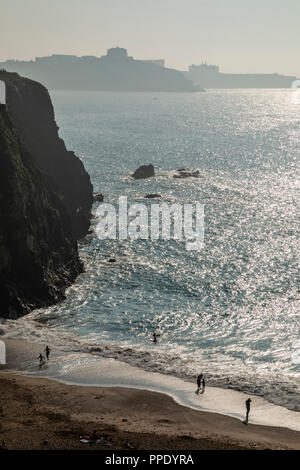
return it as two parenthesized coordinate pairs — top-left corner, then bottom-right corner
(245, 398), (251, 423)
(38, 354), (45, 369)
(201, 378), (206, 394)
(44, 346), (51, 361)
(197, 374), (203, 394)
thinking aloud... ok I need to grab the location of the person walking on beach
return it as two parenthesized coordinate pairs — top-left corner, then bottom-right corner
(201, 377), (206, 394)
(245, 398), (251, 424)
(38, 354), (45, 369)
(44, 345), (51, 361)
(196, 374), (203, 394)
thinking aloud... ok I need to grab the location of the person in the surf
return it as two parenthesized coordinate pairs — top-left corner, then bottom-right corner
(38, 354), (45, 368)
(201, 377), (206, 394)
(44, 345), (51, 361)
(152, 332), (160, 343)
(196, 374), (203, 394)
(245, 398), (251, 423)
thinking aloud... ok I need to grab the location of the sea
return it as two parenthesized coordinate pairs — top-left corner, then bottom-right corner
(2, 89), (299, 422)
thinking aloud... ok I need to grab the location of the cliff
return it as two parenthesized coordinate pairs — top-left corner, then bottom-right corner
(0, 71), (93, 238)
(0, 72), (93, 319)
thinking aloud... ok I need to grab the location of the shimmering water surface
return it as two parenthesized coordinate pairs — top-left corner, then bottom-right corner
(34, 90), (299, 409)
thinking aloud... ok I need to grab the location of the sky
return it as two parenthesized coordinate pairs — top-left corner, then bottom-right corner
(0, 0), (299, 76)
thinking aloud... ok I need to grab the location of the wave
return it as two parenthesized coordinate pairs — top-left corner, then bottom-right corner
(1, 314), (299, 412)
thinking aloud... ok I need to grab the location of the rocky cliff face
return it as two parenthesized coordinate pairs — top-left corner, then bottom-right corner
(0, 71), (93, 238)
(0, 71), (93, 319)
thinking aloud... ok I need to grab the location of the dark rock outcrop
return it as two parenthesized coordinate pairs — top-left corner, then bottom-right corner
(173, 168), (201, 178)
(131, 164), (155, 179)
(0, 102), (83, 319)
(144, 194), (161, 199)
(93, 192), (104, 202)
(0, 71), (93, 238)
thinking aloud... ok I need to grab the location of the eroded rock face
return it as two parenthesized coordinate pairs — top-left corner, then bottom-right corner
(0, 102), (83, 319)
(131, 164), (155, 179)
(0, 71), (93, 239)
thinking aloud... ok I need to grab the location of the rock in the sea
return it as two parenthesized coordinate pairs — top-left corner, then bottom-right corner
(108, 258), (116, 263)
(94, 192), (104, 202)
(173, 168), (200, 178)
(131, 164), (155, 179)
(144, 194), (161, 199)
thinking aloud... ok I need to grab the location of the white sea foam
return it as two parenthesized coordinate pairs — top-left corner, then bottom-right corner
(1, 315), (299, 426)
(2, 330), (299, 432)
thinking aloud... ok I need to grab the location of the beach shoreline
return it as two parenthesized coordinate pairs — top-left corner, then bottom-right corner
(0, 338), (299, 450)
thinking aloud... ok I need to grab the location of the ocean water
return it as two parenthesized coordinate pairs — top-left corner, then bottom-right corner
(7, 89), (300, 411)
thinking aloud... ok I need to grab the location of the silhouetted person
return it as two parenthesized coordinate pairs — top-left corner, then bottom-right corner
(152, 332), (160, 343)
(44, 346), (51, 361)
(0, 440), (7, 451)
(245, 398), (251, 423)
(38, 354), (45, 369)
(197, 374), (203, 394)
(201, 378), (206, 394)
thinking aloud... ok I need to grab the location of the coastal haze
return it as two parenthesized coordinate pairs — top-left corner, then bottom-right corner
(1, 0), (300, 77)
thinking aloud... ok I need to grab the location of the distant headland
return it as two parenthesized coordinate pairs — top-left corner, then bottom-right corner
(1, 48), (297, 91)
(185, 62), (298, 88)
(0, 48), (201, 93)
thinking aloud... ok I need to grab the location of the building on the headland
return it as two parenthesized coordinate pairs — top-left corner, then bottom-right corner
(103, 47), (165, 67)
(187, 62), (298, 88)
(142, 59), (165, 67)
(0, 48), (199, 92)
(36, 54), (79, 63)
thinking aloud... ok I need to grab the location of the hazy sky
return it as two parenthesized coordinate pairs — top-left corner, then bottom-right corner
(1, 0), (299, 76)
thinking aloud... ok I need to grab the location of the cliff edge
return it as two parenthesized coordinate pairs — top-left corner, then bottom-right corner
(0, 72), (93, 319)
(0, 71), (93, 238)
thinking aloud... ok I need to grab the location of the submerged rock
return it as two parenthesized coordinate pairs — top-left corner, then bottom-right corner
(93, 192), (104, 202)
(144, 194), (161, 199)
(131, 164), (155, 179)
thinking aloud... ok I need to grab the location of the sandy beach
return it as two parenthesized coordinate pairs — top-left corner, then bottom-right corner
(0, 339), (299, 451)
